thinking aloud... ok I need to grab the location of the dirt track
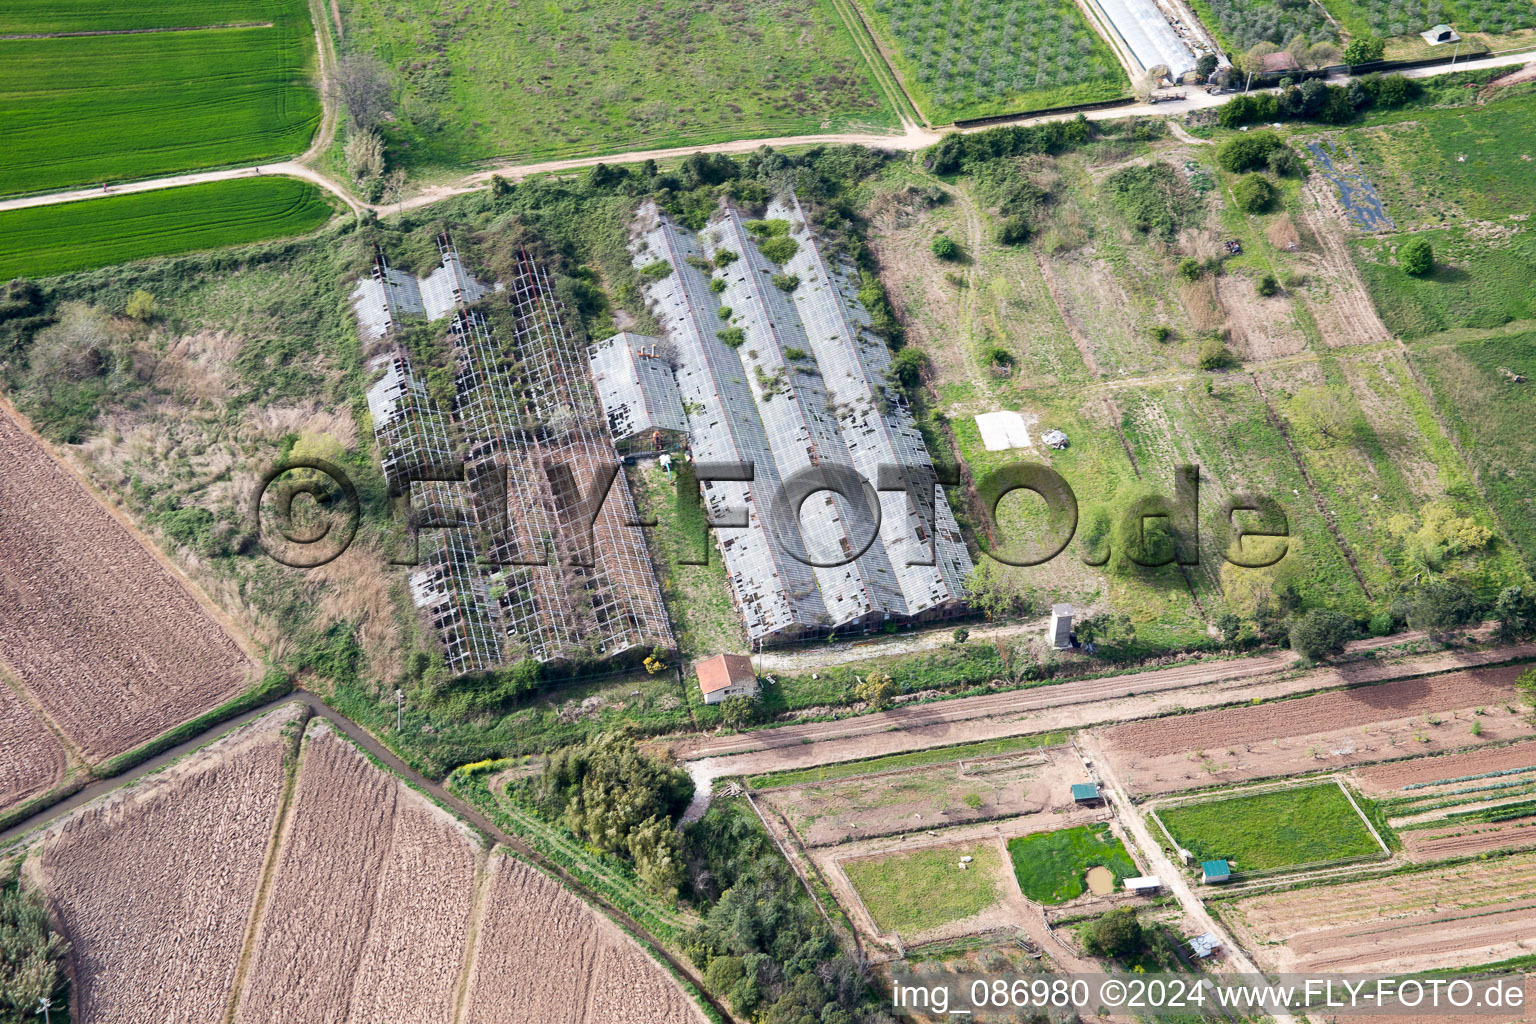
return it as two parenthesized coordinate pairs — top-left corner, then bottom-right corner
(0, 402), (257, 763)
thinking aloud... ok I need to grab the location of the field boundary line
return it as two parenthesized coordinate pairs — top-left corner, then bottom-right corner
(0, 22), (272, 40)
(1336, 777), (1392, 856)
(449, 850), (492, 1024)
(0, 657), (87, 770)
(222, 703), (313, 1024)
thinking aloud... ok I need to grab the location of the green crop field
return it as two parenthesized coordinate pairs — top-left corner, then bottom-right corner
(0, 0), (318, 196)
(857, 0), (1127, 123)
(1006, 824), (1138, 904)
(1158, 783), (1386, 872)
(334, 0), (898, 171)
(0, 0), (295, 33)
(843, 842), (1003, 935)
(0, 177), (334, 279)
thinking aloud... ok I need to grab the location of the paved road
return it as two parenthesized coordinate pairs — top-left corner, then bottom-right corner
(2, 51), (1530, 220)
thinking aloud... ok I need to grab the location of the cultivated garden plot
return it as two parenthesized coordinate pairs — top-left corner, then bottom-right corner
(335, 0), (896, 170)
(839, 839), (1010, 940)
(756, 743), (1081, 846)
(463, 852), (709, 1024)
(24, 705), (302, 1024)
(1153, 780), (1387, 873)
(0, 681), (65, 817)
(1096, 665), (1535, 795)
(0, 404), (259, 764)
(0, 0), (319, 195)
(857, 0), (1128, 122)
(1006, 822), (1138, 903)
(1223, 851), (1536, 973)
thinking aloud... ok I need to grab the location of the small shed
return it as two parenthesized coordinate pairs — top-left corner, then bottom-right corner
(1071, 782), (1103, 805)
(1421, 23), (1460, 44)
(1189, 933), (1222, 959)
(696, 653), (759, 705)
(1049, 603), (1073, 649)
(1201, 859), (1232, 884)
(1125, 875), (1162, 894)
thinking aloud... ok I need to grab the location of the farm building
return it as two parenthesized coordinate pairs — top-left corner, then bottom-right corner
(1202, 859), (1232, 883)
(357, 236), (674, 672)
(695, 653), (759, 704)
(1049, 604), (1074, 648)
(1189, 932), (1221, 958)
(351, 244), (496, 341)
(1125, 875), (1162, 894)
(1087, 0), (1199, 79)
(1071, 782), (1103, 804)
(629, 196), (972, 644)
(587, 332), (689, 452)
(1421, 23), (1460, 43)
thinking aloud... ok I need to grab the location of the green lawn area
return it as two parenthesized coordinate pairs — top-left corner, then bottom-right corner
(843, 841), (1003, 935)
(334, 0), (899, 171)
(0, 178), (335, 279)
(0, 0), (318, 195)
(1158, 783), (1386, 872)
(1410, 335), (1536, 566)
(749, 732), (1068, 789)
(1006, 823), (1137, 904)
(854, 0), (1126, 124)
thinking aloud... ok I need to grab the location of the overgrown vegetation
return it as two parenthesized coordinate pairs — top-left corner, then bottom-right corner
(1159, 783), (1386, 871)
(0, 865), (69, 1022)
(843, 843), (1002, 934)
(1006, 824), (1138, 903)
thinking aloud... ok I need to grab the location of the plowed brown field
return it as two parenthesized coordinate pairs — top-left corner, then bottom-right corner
(463, 853), (709, 1024)
(1354, 740), (1536, 796)
(1097, 667), (1532, 795)
(1402, 816), (1536, 859)
(235, 722), (478, 1024)
(1227, 852), (1536, 974)
(0, 681), (64, 812)
(0, 405), (256, 761)
(25, 705), (299, 1024)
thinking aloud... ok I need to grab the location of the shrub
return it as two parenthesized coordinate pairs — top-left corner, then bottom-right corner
(1399, 237), (1433, 275)
(1267, 146), (1303, 176)
(952, 627), (970, 645)
(1289, 607), (1354, 661)
(1234, 173), (1279, 213)
(1218, 130), (1283, 172)
(125, 289), (156, 321)
(1198, 337), (1234, 370)
(1343, 36), (1385, 64)
(708, 276), (726, 294)
(1149, 324), (1173, 343)
(1196, 53), (1220, 80)
(716, 327), (746, 348)
(757, 236), (798, 264)
(1256, 272), (1280, 297)
(770, 272), (800, 292)
(639, 260), (673, 283)
(984, 346), (1014, 368)
(996, 215), (1031, 245)
(1178, 257), (1202, 281)
(931, 235), (961, 260)
(1082, 908), (1146, 960)
(888, 347), (929, 389)
(1104, 162), (1198, 238)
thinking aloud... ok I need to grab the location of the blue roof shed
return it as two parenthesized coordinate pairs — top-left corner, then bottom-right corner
(1201, 859), (1231, 883)
(1071, 783), (1102, 802)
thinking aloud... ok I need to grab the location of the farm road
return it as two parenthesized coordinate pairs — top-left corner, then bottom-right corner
(3, 52), (1531, 220)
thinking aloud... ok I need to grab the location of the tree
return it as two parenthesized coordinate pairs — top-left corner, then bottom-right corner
(1303, 41), (1342, 69)
(1495, 585), (1535, 641)
(931, 235), (961, 261)
(1195, 53), (1220, 80)
(1267, 145), (1303, 176)
(1518, 667), (1536, 727)
(1256, 272), (1281, 296)
(1343, 36), (1386, 64)
(888, 347), (929, 390)
(331, 53), (392, 131)
(125, 289), (156, 322)
(856, 672), (897, 710)
(1218, 131), (1284, 172)
(1077, 612), (1134, 648)
(1399, 237), (1433, 275)
(1400, 578), (1484, 634)
(1218, 612), (1243, 645)
(1198, 337), (1233, 370)
(1234, 173), (1278, 213)
(1289, 385), (1354, 444)
(719, 694), (759, 729)
(0, 869), (70, 1018)
(1082, 908), (1146, 960)
(1289, 607), (1354, 661)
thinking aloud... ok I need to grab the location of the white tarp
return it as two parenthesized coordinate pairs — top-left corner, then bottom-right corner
(1093, 0), (1198, 79)
(975, 411), (1033, 451)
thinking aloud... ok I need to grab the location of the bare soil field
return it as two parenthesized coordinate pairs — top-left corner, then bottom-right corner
(758, 746), (1081, 846)
(0, 404), (256, 762)
(235, 721), (479, 1024)
(1294, 177), (1392, 347)
(24, 704), (301, 1024)
(1214, 274), (1308, 361)
(1401, 816), (1536, 859)
(1096, 666), (1533, 795)
(0, 680), (65, 813)
(463, 852), (708, 1024)
(1354, 740), (1536, 796)
(1225, 852), (1536, 974)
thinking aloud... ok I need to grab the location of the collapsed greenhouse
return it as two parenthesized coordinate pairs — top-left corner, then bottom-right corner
(355, 236), (674, 672)
(624, 196), (972, 644)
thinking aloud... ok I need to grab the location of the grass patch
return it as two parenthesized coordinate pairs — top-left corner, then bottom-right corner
(843, 841), (1003, 934)
(856, 0), (1126, 123)
(749, 731), (1067, 788)
(1006, 823), (1138, 904)
(0, 177), (335, 279)
(0, 0), (294, 33)
(1158, 783), (1385, 872)
(335, 0), (898, 171)
(0, 0), (318, 195)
